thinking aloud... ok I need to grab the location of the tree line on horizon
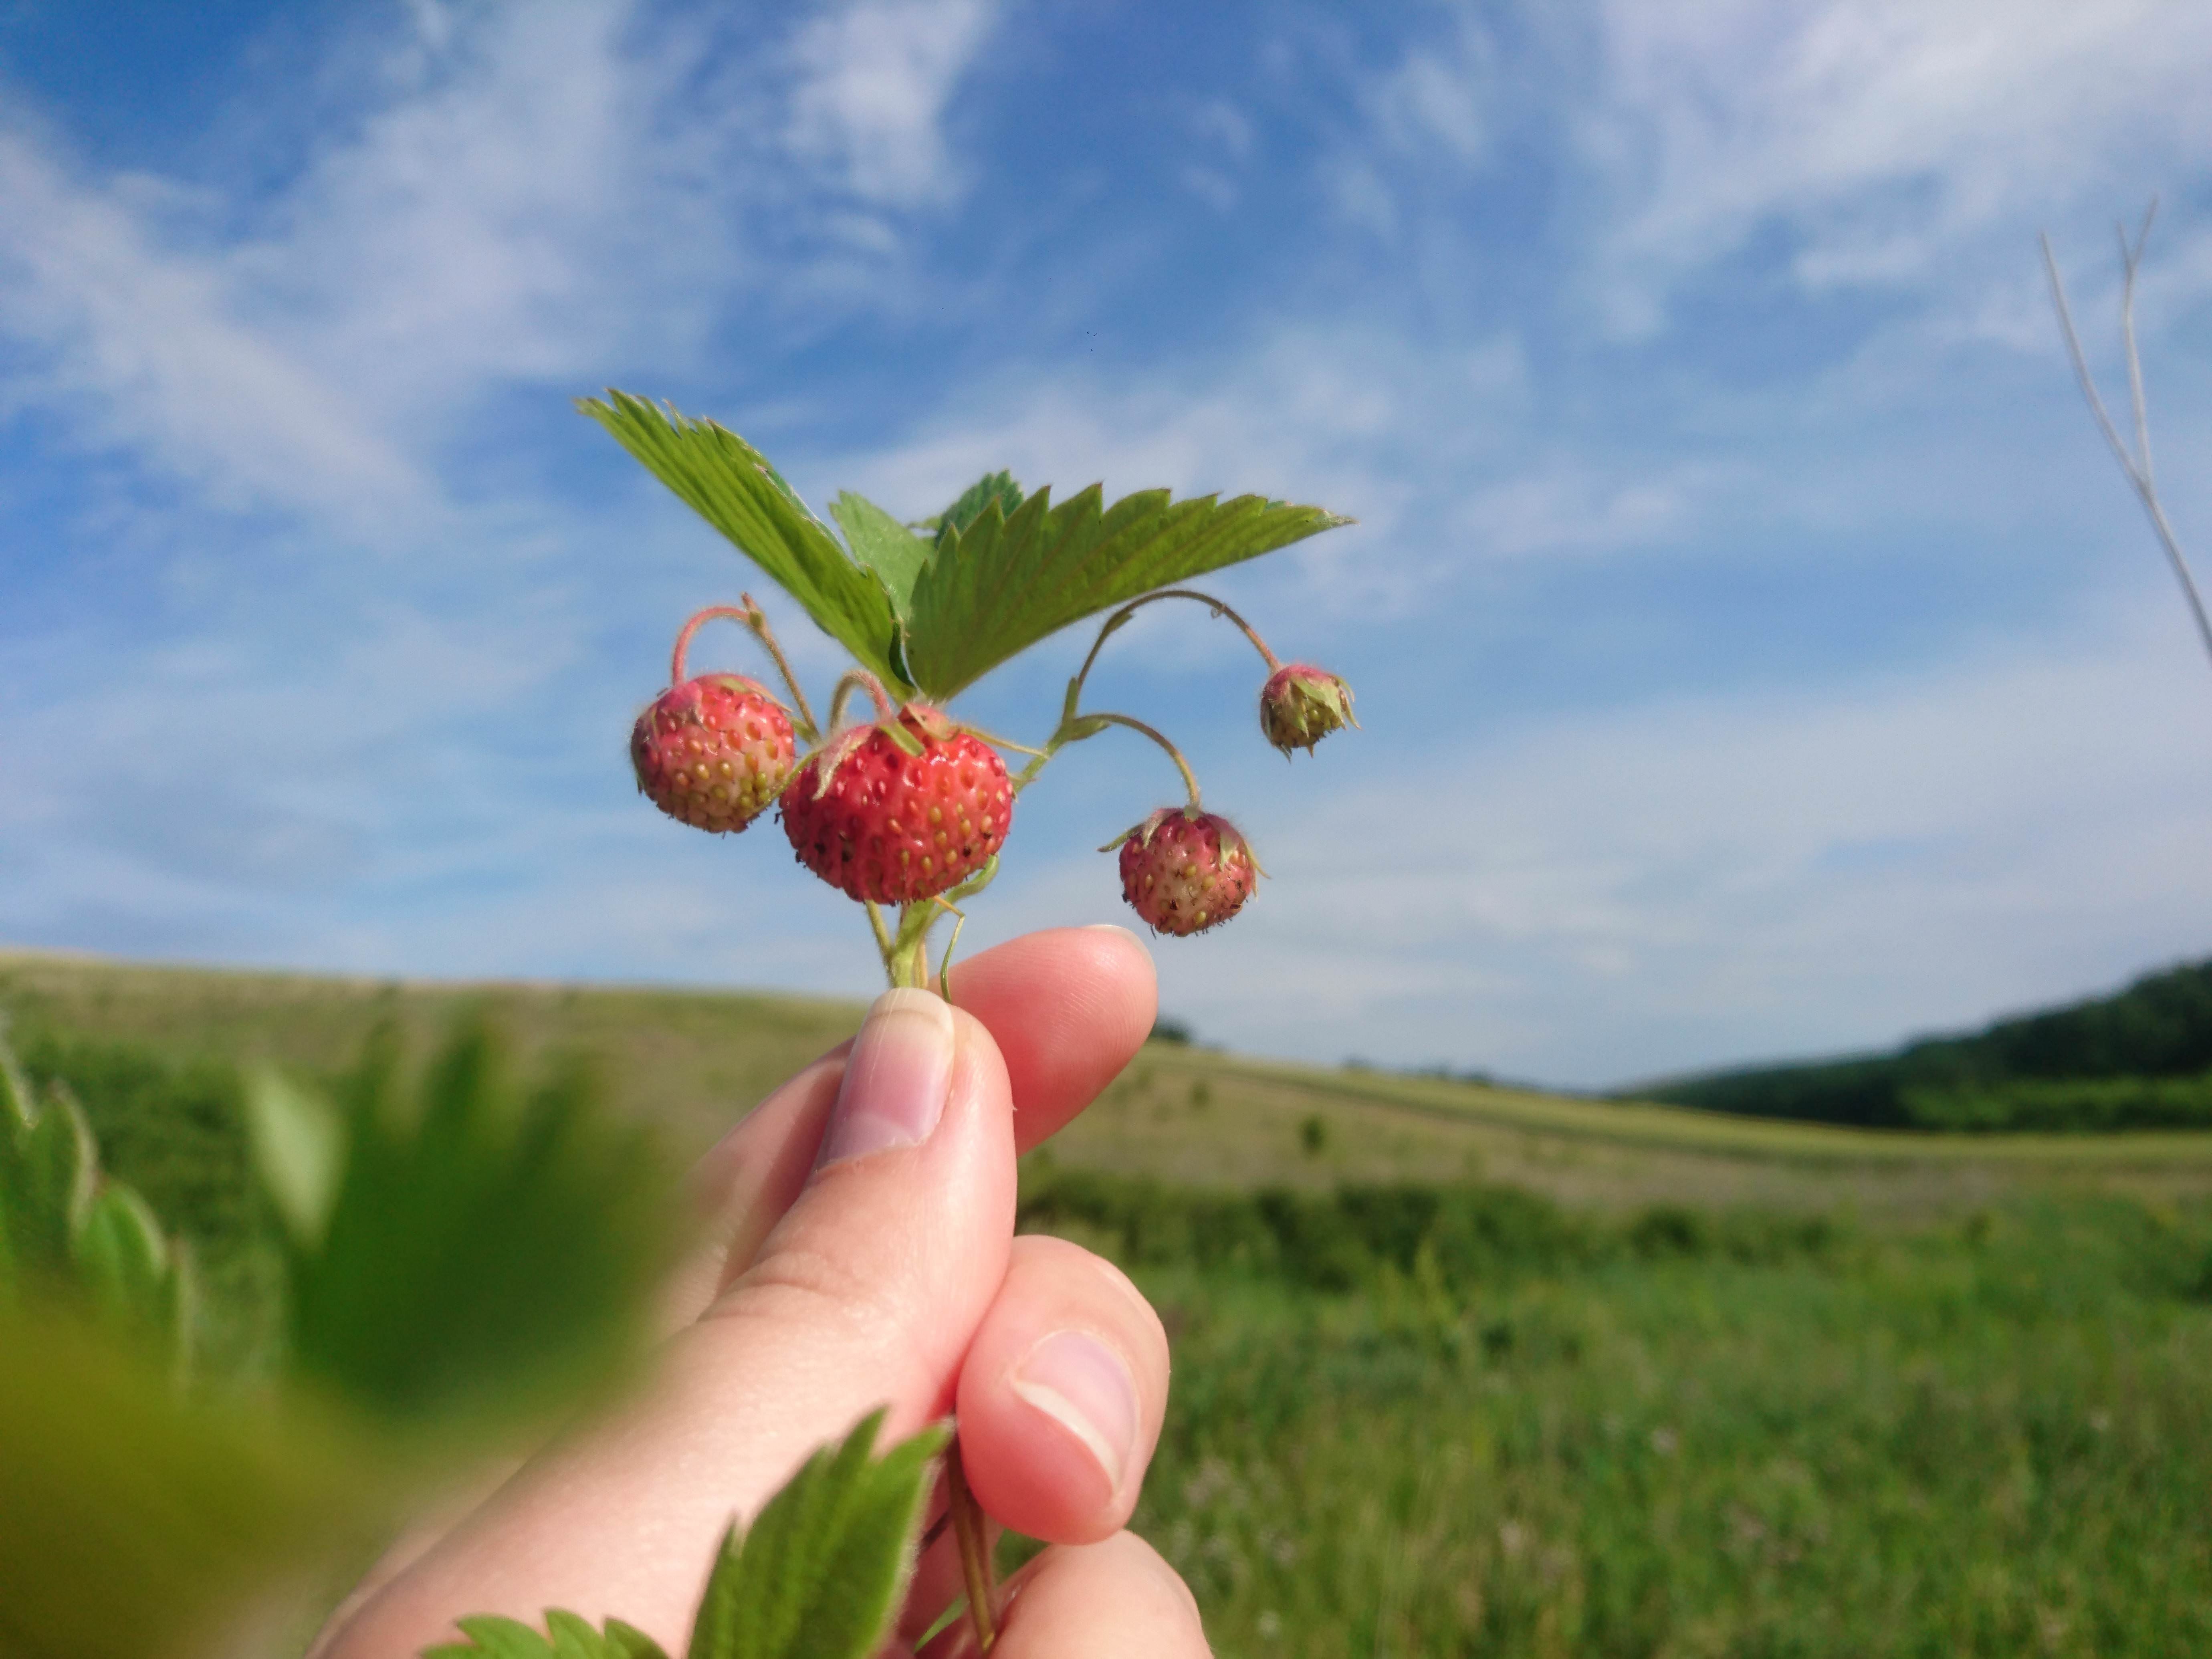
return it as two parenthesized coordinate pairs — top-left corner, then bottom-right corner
(1635, 957), (2212, 1133)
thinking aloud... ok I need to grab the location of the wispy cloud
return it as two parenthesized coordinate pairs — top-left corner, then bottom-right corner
(2, 0), (2210, 1087)
(784, 0), (999, 208)
(1580, 0), (2212, 333)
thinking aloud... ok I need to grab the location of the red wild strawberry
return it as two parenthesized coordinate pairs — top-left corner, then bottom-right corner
(631, 674), (797, 832)
(1108, 807), (1260, 935)
(781, 704), (1013, 904)
(1259, 663), (1356, 756)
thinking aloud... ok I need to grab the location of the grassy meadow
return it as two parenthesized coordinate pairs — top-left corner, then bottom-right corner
(6, 946), (2212, 1656)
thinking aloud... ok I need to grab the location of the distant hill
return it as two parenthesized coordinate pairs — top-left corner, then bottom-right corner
(1635, 957), (2212, 1132)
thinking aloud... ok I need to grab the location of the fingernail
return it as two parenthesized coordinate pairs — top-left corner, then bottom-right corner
(1010, 1329), (1138, 1491)
(815, 989), (955, 1170)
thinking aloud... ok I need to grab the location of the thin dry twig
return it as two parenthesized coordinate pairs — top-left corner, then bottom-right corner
(2042, 199), (2212, 671)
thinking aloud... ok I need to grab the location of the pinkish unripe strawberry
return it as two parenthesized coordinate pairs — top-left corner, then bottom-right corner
(632, 674), (797, 832)
(781, 704), (1013, 904)
(1259, 663), (1357, 756)
(1109, 807), (1260, 936)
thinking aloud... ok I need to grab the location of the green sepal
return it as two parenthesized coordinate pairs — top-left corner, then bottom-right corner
(686, 1410), (949, 1659)
(905, 483), (1350, 699)
(580, 394), (914, 697)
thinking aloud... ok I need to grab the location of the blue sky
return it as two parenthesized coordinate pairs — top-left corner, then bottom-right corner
(4, 0), (2212, 1088)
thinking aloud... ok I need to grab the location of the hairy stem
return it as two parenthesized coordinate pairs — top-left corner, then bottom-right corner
(740, 594), (819, 739)
(829, 669), (898, 733)
(1062, 588), (1284, 727)
(947, 1439), (998, 1652)
(668, 602), (820, 740)
(1083, 712), (1203, 809)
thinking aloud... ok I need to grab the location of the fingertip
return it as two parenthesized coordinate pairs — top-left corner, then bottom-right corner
(956, 1236), (1169, 1543)
(949, 1533), (1205, 1659)
(940, 927), (1156, 1150)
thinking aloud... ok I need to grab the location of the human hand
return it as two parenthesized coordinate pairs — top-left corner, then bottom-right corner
(315, 926), (1205, 1659)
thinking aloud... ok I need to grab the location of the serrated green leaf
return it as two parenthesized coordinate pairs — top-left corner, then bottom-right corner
(927, 471), (1023, 545)
(904, 483), (1349, 698)
(581, 394), (912, 696)
(429, 1611), (674, 1659)
(283, 1023), (678, 1430)
(14, 1086), (92, 1278)
(828, 492), (933, 624)
(687, 1411), (948, 1659)
(71, 1184), (173, 1342)
(0, 1031), (34, 1134)
(429, 1615), (556, 1658)
(244, 1064), (345, 1247)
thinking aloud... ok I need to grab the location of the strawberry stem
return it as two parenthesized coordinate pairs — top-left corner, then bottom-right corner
(739, 594), (819, 740)
(668, 600), (819, 740)
(827, 670), (897, 733)
(946, 1438), (999, 1652)
(1061, 587), (1283, 727)
(1083, 712), (1204, 809)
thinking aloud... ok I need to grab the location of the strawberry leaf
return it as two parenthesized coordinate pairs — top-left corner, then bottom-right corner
(580, 394), (913, 696)
(425, 1611), (672, 1659)
(262, 1024), (678, 1429)
(903, 484), (1350, 699)
(828, 492), (932, 626)
(925, 471), (1023, 545)
(686, 1410), (947, 1659)
(0, 1040), (190, 1364)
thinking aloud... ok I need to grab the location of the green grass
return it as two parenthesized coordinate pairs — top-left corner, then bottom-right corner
(1127, 1205), (2212, 1657)
(12, 947), (2212, 1656)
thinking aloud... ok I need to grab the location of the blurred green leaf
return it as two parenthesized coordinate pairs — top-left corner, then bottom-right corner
(426, 1610), (673, 1659)
(0, 1301), (375, 1659)
(12, 1084), (93, 1275)
(244, 1064), (344, 1248)
(1, 1036), (192, 1362)
(283, 1023), (679, 1431)
(71, 1183), (189, 1359)
(580, 394), (912, 696)
(686, 1409), (947, 1659)
(903, 483), (1350, 699)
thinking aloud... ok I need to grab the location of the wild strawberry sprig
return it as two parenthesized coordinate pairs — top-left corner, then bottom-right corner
(598, 396), (1354, 1657)
(595, 393), (1352, 995)
(630, 576), (1352, 988)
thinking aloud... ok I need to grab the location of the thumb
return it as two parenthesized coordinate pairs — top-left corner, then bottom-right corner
(329, 988), (1016, 1657)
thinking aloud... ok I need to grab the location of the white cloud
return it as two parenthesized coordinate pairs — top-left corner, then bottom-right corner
(0, 0), (1009, 530)
(1120, 586), (2212, 1086)
(783, 0), (999, 208)
(0, 129), (420, 518)
(1581, 0), (2212, 333)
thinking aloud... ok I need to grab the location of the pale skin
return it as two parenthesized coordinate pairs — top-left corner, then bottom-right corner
(315, 926), (1208, 1659)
